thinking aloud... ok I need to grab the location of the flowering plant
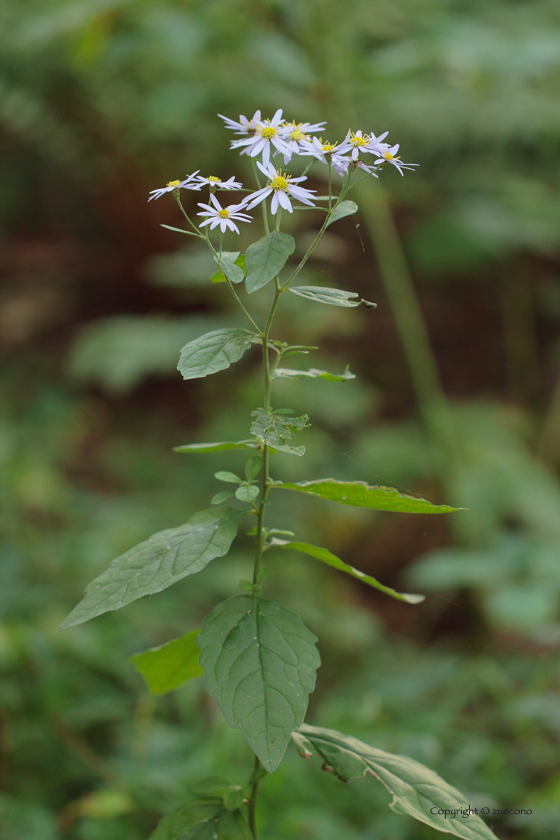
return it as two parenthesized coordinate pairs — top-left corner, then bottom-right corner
(61, 110), (497, 840)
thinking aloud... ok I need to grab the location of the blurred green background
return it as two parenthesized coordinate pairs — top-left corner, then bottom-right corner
(2, 0), (560, 837)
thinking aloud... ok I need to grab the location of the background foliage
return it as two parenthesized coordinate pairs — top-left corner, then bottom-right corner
(2, 0), (560, 837)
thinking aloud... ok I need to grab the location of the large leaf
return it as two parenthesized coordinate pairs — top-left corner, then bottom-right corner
(274, 479), (459, 513)
(293, 725), (498, 840)
(150, 797), (250, 840)
(327, 200), (359, 226)
(270, 540), (424, 604)
(60, 507), (243, 629)
(130, 630), (204, 695)
(250, 409), (309, 456)
(273, 367), (356, 382)
(198, 594), (320, 772)
(174, 440), (258, 454)
(177, 329), (255, 380)
(215, 252), (245, 285)
(245, 232), (295, 293)
(288, 286), (376, 309)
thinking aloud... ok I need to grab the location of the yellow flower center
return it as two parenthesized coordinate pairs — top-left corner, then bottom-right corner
(321, 141), (336, 153)
(218, 209), (230, 218)
(289, 129), (306, 141)
(207, 176), (221, 183)
(350, 132), (370, 147)
(167, 180), (181, 188)
(260, 125), (278, 140)
(383, 152), (399, 161)
(270, 174), (289, 192)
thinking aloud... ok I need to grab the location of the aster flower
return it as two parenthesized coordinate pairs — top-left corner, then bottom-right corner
(196, 175), (243, 191)
(300, 133), (353, 165)
(347, 130), (390, 161)
(218, 110), (261, 135)
(242, 161), (316, 215)
(374, 144), (418, 176)
(147, 171), (202, 202)
(197, 194), (252, 234)
(279, 120), (327, 163)
(230, 109), (289, 168)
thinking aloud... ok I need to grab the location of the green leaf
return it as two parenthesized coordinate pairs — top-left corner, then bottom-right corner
(211, 491), (235, 505)
(288, 286), (376, 309)
(177, 329), (255, 380)
(174, 440), (258, 454)
(189, 778), (246, 812)
(270, 540), (424, 604)
(250, 409), (309, 456)
(150, 797), (250, 840)
(198, 594), (320, 772)
(60, 507), (244, 629)
(215, 471), (243, 484)
(130, 630), (204, 695)
(327, 200), (359, 226)
(274, 480), (460, 513)
(273, 367), (356, 382)
(245, 232), (295, 294)
(293, 725), (498, 840)
(160, 224), (201, 238)
(212, 252), (245, 285)
(235, 485), (259, 502)
(244, 455), (263, 481)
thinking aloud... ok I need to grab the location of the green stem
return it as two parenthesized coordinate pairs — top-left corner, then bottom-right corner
(328, 161), (332, 211)
(252, 159), (269, 234)
(174, 194), (204, 237)
(202, 229), (261, 333)
(247, 754), (263, 838)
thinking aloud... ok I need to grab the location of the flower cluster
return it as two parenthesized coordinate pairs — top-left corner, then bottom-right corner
(148, 109), (417, 233)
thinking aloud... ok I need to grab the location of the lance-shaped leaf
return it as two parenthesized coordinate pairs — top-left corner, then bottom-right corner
(177, 329), (256, 380)
(250, 409), (309, 456)
(198, 594), (320, 773)
(293, 725), (498, 840)
(288, 286), (376, 309)
(60, 507), (244, 629)
(245, 232), (295, 293)
(130, 630), (204, 695)
(150, 797), (250, 840)
(212, 252), (245, 285)
(273, 367), (356, 382)
(326, 199), (359, 226)
(174, 440), (259, 454)
(270, 540), (424, 604)
(274, 479), (459, 513)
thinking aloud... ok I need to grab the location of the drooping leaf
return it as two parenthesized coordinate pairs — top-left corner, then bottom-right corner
(198, 594), (320, 772)
(270, 540), (424, 604)
(210, 253), (246, 284)
(327, 200), (359, 226)
(245, 232), (295, 293)
(130, 630), (204, 695)
(174, 440), (258, 454)
(60, 507), (244, 629)
(293, 725), (498, 840)
(274, 479), (459, 513)
(150, 797), (250, 840)
(288, 286), (376, 309)
(177, 329), (255, 380)
(273, 367), (356, 382)
(214, 252), (245, 285)
(250, 409), (309, 456)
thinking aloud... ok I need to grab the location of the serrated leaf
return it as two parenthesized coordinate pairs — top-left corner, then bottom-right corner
(245, 232), (295, 293)
(250, 409), (309, 456)
(150, 797), (250, 840)
(174, 441), (258, 454)
(273, 367), (356, 382)
(270, 540), (424, 604)
(288, 286), (376, 309)
(293, 725), (498, 840)
(213, 252), (245, 285)
(130, 630), (203, 695)
(60, 507), (244, 629)
(235, 485), (259, 502)
(274, 480), (459, 513)
(177, 329), (255, 380)
(198, 594), (320, 772)
(327, 200), (359, 226)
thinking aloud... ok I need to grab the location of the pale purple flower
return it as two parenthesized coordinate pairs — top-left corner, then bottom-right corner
(148, 171), (201, 202)
(230, 109), (289, 167)
(279, 120), (328, 163)
(195, 175), (243, 191)
(218, 110), (261, 135)
(299, 132), (353, 165)
(374, 144), (418, 176)
(197, 194), (252, 234)
(242, 161), (316, 215)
